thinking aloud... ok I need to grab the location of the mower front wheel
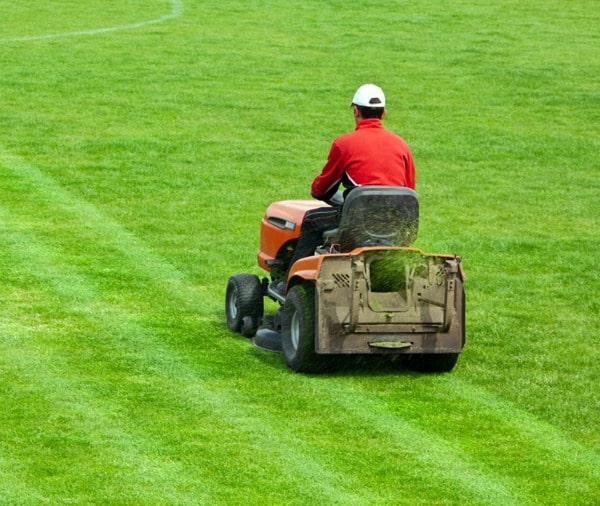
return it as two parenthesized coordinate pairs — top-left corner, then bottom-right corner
(225, 274), (264, 337)
(281, 283), (323, 373)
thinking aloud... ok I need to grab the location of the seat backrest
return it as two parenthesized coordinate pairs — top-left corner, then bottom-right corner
(325, 186), (419, 251)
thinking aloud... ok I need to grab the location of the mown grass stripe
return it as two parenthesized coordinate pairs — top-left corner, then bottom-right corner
(0, 207), (215, 501)
(0, 291), (368, 504)
(288, 377), (532, 506)
(0, 155), (512, 504)
(3, 148), (595, 504)
(450, 378), (600, 483)
(0, 147), (208, 312)
(1, 1), (598, 503)
(0, 455), (48, 505)
(0, 171), (371, 503)
(0, 330), (214, 503)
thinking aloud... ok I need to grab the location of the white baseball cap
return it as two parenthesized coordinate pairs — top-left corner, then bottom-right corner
(351, 83), (386, 108)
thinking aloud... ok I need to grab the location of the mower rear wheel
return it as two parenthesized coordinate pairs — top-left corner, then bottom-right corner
(281, 283), (323, 372)
(225, 274), (264, 337)
(407, 353), (459, 373)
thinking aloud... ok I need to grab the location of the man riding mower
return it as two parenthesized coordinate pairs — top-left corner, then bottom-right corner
(225, 84), (465, 373)
(225, 185), (465, 373)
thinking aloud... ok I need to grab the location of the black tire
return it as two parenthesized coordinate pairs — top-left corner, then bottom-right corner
(407, 353), (459, 373)
(281, 283), (323, 372)
(225, 274), (264, 337)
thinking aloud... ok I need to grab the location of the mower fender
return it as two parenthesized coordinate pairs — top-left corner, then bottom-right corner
(287, 255), (325, 285)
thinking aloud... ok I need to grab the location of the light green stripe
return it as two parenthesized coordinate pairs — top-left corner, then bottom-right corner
(0, 147), (207, 312)
(2, 147), (596, 504)
(451, 378), (600, 481)
(0, 152), (369, 504)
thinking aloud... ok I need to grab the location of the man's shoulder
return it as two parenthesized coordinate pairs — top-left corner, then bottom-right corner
(333, 130), (356, 143)
(335, 124), (403, 144)
(330, 130), (356, 151)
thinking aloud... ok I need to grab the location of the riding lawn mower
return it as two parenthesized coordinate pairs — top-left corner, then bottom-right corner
(225, 186), (465, 373)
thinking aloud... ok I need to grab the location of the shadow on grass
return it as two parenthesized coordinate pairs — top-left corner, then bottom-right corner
(248, 346), (440, 378)
(215, 309), (458, 377)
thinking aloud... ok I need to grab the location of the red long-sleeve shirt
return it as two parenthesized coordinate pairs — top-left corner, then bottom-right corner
(311, 118), (416, 201)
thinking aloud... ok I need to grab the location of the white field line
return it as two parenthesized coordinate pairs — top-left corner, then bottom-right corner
(1, 0), (183, 42)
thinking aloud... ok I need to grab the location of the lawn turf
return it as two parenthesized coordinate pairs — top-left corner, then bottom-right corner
(0, 1), (598, 504)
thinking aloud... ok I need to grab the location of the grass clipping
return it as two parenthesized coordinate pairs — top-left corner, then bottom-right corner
(368, 249), (432, 293)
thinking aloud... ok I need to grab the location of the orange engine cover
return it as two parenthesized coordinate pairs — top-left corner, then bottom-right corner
(257, 200), (327, 272)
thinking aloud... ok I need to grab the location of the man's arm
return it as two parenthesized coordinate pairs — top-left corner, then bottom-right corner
(310, 142), (345, 202)
(405, 151), (416, 190)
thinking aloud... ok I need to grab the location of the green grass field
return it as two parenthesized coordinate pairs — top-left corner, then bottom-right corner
(1, 1), (598, 504)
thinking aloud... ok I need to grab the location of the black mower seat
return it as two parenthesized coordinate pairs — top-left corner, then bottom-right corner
(322, 185), (419, 252)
